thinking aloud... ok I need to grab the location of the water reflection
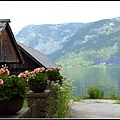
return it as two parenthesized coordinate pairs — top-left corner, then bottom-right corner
(61, 66), (120, 98)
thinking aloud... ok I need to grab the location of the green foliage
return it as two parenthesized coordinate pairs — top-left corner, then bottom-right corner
(46, 67), (61, 77)
(108, 90), (118, 100)
(19, 67), (48, 87)
(55, 19), (120, 68)
(46, 67), (63, 81)
(87, 85), (104, 99)
(28, 72), (48, 87)
(50, 77), (74, 118)
(0, 75), (27, 104)
(56, 45), (118, 68)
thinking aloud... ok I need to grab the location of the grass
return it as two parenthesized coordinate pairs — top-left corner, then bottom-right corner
(115, 100), (120, 104)
(71, 97), (85, 102)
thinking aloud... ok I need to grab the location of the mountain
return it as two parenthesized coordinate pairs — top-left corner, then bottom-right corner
(55, 17), (120, 67)
(15, 17), (120, 67)
(15, 23), (85, 60)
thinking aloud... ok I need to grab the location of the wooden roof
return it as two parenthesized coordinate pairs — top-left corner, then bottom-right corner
(17, 42), (58, 68)
(0, 19), (24, 64)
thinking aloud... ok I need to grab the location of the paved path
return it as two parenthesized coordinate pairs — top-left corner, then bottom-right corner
(68, 99), (120, 118)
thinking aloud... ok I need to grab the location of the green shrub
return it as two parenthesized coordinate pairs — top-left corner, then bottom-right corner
(50, 77), (74, 118)
(87, 85), (104, 99)
(108, 90), (117, 100)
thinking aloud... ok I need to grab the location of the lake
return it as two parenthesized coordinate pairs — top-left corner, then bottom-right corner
(60, 66), (120, 98)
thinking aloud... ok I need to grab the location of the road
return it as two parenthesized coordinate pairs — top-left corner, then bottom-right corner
(68, 99), (120, 118)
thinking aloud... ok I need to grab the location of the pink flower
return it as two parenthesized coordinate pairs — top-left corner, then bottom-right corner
(0, 66), (10, 76)
(40, 67), (45, 72)
(34, 68), (40, 73)
(63, 76), (66, 79)
(6, 69), (10, 76)
(25, 70), (29, 74)
(57, 67), (61, 70)
(0, 68), (5, 74)
(46, 68), (52, 72)
(29, 71), (35, 76)
(34, 67), (45, 73)
(0, 79), (3, 84)
(18, 73), (25, 77)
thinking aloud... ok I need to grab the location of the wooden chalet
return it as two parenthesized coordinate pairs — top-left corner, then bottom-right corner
(0, 19), (57, 75)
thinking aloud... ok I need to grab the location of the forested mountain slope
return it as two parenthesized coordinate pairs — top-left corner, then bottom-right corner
(15, 17), (120, 67)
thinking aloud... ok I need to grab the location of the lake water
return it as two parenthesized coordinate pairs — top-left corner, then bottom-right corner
(60, 66), (120, 98)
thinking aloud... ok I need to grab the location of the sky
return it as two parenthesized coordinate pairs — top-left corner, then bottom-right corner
(1, 1), (120, 33)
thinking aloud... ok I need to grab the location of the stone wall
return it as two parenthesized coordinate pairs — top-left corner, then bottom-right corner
(26, 90), (51, 118)
(0, 88), (58, 118)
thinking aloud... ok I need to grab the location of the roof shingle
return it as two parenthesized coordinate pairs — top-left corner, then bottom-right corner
(17, 42), (58, 68)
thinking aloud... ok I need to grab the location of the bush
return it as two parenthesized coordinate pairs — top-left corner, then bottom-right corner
(109, 90), (117, 100)
(50, 77), (74, 118)
(87, 85), (104, 99)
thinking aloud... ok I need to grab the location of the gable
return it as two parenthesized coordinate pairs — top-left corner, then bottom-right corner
(0, 19), (24, 64)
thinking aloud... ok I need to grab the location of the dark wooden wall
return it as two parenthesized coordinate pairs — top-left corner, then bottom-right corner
(0, 28), (20, 63)
(10, 50), (43, 75)
(0, 26), (44, 76)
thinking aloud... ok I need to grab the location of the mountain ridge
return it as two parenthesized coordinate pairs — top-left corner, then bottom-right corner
(15, 17), (120, 67)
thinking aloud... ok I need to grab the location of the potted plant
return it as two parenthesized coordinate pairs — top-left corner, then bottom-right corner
(0, 64), (27, 116)
(19, 67), (49, 92)
(45, 66), (63, 84)
(18, 70), (31, 87)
